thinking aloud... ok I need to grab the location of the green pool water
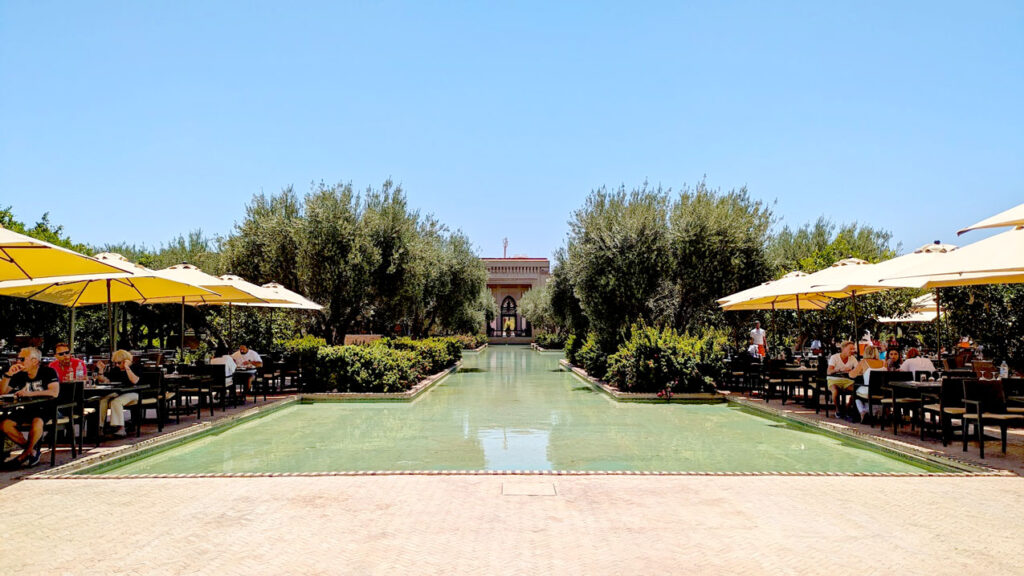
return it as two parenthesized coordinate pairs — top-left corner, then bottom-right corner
(90, 346), (948, 475)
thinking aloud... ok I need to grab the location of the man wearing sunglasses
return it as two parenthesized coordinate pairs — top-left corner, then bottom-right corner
(1, 347), (60, 467)
(48, 342), (87, 383)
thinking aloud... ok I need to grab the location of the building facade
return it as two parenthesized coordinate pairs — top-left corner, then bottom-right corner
(482, 257), (550, 341)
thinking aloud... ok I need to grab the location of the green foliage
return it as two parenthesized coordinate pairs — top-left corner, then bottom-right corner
(605, 323), (723, 393)
(519, 283), (558, 334)
(575, 333), (609, 380)
(280, 335), (327, 368)
(534, 332), (566, 349)
(379, 336), (462, 374)
(564, 333), (583, 365)
(770, 217), (898, 274)
(316, 345), (422, 393)
(943, 285), (1024, 370)
(452, 334), (488, 350)
(667, 182), (775, 332)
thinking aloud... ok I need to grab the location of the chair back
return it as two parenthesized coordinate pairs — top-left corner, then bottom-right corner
(973, 360), (997, 380)
(963, 378), (1007, 414)
(199, 364), (228, 383)
(1002, 377), (1024, 397)
(939, 377), (965, 409)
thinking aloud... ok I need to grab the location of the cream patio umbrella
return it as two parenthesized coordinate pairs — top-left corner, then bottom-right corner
(877, 293), (943, 324)
(139, 264), (272, 353)
(957, 202), (1024, 235)
(879, 227), (1024, 287)
(234, 282), (323, 311)
(0, 224), (123, 281)
(0, 252), (218, 353)
(232, 282), (323, 350)
(719, 271), (834, 353)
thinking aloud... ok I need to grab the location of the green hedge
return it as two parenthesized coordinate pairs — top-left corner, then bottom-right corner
(453, 334), (488, 350)
(534, 332), (566, 349)
(307, 336), (462, 393)
(605, 323), (725, 393)
(576, 333), (608, 380)
(317, 345), (422, 393)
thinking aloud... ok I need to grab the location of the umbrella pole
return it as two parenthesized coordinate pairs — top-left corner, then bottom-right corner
(107, 280), (114, 357)
(851, 290), (859, 344)
(796, 294), (803, 344)
(229, 303), (234, 349)
(934, 288), (942, 357)
(69, 308), (76, 355)
(180, 297), (185, 359)
(770, 302), (777, 358)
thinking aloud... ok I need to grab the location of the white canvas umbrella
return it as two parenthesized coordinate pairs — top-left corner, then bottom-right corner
(957, 202), (1024, 235)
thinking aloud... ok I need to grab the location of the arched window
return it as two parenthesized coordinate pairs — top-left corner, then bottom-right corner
(501, 296), (517, 314)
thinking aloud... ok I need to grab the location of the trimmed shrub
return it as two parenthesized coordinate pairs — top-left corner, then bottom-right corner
(534, 332), (566, 349)
(380, 337), (461, 374)
(453, 334), (488, 350)
(279, 335), (327, 389)
(605, 323), (724, 393)
(316, 345), (421, 393)
(576, 333), (608, 380)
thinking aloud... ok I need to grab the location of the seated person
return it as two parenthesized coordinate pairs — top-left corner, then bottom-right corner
(746, 338), (762, 359)
(0, 347), (59, 467)
(900, 348), (936, 375)
(231, 344), (263, 390)
(209, 346), (237, 378)
(48, 342), (87, 382)
(886, 349), (902, 371)
(95, 349), (140, 437)
(827, 341), (858, 416)
(852, 345), (886, 423)
(809, 338), (822, 356)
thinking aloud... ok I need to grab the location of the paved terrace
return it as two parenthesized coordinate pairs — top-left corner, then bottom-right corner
(2, 388), (1024, 574)
(1, 474), (1023, 575)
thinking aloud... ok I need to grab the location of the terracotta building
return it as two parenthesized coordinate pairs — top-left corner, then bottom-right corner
(482, 257), (550, 342)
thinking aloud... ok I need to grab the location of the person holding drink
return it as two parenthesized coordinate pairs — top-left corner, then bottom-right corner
(0, 347), (59, 467)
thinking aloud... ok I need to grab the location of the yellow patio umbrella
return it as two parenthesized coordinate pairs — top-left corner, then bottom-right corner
(133, 264), (271, 353)
(957, 202), (1024, 235)
(0, 224), (123, 281)
(719, 271), (833, 353)
(0, 253), (218, 353)
(232, 282), (323, 349)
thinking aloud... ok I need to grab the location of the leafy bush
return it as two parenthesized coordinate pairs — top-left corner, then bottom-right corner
(534, 332), (566, 349)
(379, 337), (462, 374)
(564, 333), (582, 364)
(453, 333), (488, 350)
(316, 345), (422, 393)
(605, 323), (723, 393)
(280, 335), (328, 389)
(576, 333), (609, 380)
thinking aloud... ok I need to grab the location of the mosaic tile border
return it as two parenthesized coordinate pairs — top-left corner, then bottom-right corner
(31, 469), (1006, 480)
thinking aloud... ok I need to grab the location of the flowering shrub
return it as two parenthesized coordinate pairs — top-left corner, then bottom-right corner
(605, 323), (722, 393)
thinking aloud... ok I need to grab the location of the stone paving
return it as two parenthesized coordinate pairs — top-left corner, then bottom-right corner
(3, 388), (1024, 574)
(2, 474), (1023, 575)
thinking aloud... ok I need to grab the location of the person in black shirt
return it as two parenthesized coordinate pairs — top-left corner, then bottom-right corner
(1, 347), (59, 467)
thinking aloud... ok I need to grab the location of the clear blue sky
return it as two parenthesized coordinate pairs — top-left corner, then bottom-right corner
(2, 1), (1021, 260)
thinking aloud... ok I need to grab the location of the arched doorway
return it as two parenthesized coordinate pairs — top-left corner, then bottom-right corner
(500, 296), (517, 336)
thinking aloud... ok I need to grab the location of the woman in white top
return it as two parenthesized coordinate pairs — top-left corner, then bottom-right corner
(852, 345), (885, 423)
